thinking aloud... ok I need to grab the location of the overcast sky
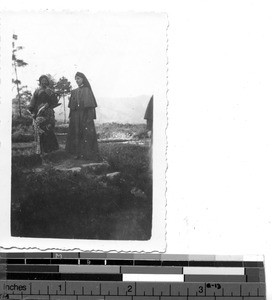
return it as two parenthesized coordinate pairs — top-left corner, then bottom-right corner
(7, 12), (167, 98)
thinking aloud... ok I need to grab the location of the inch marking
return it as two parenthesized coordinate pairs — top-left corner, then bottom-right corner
(0, 281), (266, 298)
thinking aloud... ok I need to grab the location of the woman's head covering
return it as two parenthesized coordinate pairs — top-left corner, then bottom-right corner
(38, 75), (50, 85)
(37, 78), (60, 108)
(75, 72), (92, 90)
(74, 72), (98, 108)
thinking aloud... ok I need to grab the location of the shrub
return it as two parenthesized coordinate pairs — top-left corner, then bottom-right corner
(11, 128), (153, 240)
(11, 166), (152, 240)
(12, 132), (34, 143)
(12, 115), (33, 127)
(12, 153), (42, 169)
(12, 114), (34, 142)
(99, 143), (150, 172)
(99, 142), (152, 197)
(96, 123), (146, 139)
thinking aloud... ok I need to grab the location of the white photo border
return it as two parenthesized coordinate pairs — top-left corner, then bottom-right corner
(0, 11), (168, 252)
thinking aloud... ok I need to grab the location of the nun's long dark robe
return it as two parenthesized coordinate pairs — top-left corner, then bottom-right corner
(66, 85), (99, 161)
(144, 96), (153, 131)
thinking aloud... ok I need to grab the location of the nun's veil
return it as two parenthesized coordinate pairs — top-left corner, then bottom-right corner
(75, 72), (98, 107)
(75, 72), (92, 90)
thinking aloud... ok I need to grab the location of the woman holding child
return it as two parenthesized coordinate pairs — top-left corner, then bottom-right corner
(28, 75), (59, 154)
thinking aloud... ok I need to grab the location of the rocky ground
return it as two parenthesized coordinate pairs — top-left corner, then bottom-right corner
(11, 128), (152, 241)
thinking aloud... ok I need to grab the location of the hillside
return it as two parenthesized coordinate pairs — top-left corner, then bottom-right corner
(54, 95), (151, 124)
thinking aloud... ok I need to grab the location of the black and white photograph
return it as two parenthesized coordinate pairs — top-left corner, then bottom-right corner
(1, 1), (272, 297)
(0, 11), (167, 251)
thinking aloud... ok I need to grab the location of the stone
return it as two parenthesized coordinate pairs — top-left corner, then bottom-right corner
(131, 187), (147, 200)
(54, 166), (82, 173)
(81, 162), (110, 174)
(42, 149), (70, 163)
(33, 167), (44, 173)
(106, 172), (121, 181)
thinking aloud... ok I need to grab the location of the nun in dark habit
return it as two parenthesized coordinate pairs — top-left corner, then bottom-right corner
(66, 72), (100, 161)
(144, 95), (153, 142)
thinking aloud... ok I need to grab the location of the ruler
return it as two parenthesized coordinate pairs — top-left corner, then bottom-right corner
(0, 253), (266, 299)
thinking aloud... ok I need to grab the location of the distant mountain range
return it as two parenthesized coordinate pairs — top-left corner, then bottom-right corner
(54, 95), (152, 124)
